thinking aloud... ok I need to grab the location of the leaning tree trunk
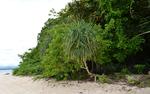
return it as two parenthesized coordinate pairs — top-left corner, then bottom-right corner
(83, 60), (97, 81)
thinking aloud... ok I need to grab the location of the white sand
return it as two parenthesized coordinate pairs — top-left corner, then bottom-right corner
(0, 74), (150, 94)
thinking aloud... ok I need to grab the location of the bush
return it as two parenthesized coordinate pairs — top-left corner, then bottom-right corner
(121, 68), (130, 75)
(134, 64), (145, 74)
(97, 74), (111, 83)
(126, 75), (140, 85)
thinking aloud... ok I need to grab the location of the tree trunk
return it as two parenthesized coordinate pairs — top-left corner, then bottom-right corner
(83, 60), (97, 81)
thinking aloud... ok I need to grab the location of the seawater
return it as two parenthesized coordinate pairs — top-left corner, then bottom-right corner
(0, 70), (12, 74)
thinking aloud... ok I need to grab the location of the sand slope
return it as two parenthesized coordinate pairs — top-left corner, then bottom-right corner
(0, 74), (150, 94)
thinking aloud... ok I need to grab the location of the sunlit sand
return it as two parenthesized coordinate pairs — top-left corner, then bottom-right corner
(0, 74), (150, 94)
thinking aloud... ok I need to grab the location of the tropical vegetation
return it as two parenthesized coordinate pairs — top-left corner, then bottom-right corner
(13, 0), (150, 81)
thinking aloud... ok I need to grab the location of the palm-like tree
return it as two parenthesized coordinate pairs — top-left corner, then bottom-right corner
(64, 21), (97, 77)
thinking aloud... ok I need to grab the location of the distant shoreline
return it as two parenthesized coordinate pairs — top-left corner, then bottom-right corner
(0, 66), (17, 70)
(0, 70), (12, 74)
(0, 69), (13, 70)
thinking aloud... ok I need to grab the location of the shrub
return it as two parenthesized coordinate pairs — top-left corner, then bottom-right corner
(126, 75), (140, 85)
(97, 74), (110, 83)
(134, 64), (145, 74)
(121, 68), (130, 75)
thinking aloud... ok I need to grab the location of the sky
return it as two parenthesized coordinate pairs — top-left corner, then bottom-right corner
(0, 0), (71, 66)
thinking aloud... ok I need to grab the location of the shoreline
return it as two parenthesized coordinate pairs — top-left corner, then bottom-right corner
(0, 74), (150, 94)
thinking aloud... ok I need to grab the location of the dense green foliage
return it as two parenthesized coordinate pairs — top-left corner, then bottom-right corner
(13, 0), (150, 80)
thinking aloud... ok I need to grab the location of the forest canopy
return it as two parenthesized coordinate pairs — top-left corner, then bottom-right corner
(13, 0), (150, 80)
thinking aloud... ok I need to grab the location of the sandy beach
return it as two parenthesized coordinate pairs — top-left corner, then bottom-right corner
(0, 74), (150, 94)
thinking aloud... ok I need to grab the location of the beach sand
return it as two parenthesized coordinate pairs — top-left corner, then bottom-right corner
(0, 74), (150, 94)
